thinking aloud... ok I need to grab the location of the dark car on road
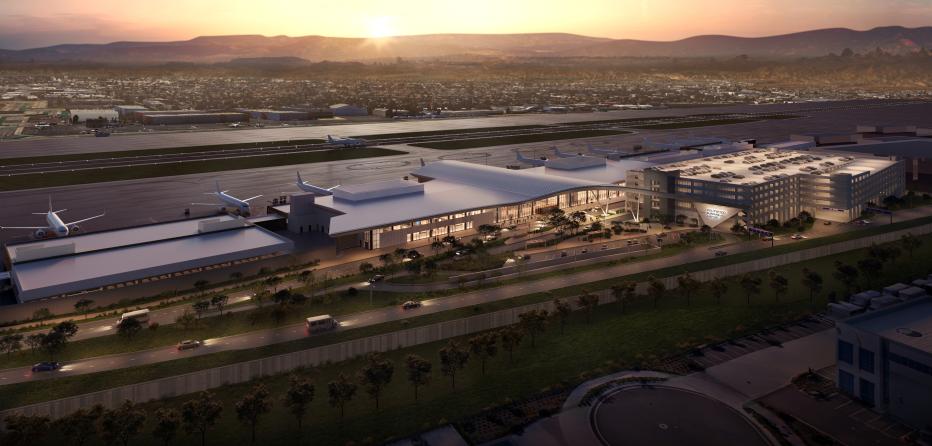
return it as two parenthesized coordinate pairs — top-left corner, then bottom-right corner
(406, 250), (422, 260)
(368, 274), (385, 283)
(31, 362), (61, 372)
(715, 250), (728, 257)
(177, 340), (202, 351)
(402, 300), (422, 310)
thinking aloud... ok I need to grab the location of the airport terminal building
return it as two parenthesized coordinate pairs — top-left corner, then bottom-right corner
(276, 143), (905, 251)
(3, 216), (293, 303)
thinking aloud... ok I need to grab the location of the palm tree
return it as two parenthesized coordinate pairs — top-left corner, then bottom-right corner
(74, 299), (95, 320)
(768, 270), (788, 302)
(439, 340), (470, 389)
(499, 325), (524, 364)
(575, 293), (599, 323)
(517, 310), (548, 347)
(708, 277), (729, 305)
(327, 372), (358, 419)
(552, 298), (572, 333)
(357, 352), (394, 410)
(801, 268), (824, 304)
(151, 408), (181, 446)
(181, 391), (224, 446)
(98, 400), (147, 446)
(405, 354), (432, 401)
(193, 280), (210, 295)
(264, 276), (283, 293)
(468, 332), (499, 375)
(900, 233), (922, 261)
(676, 272), (702, 306)
(739, 273), (762, 305)
(235, 384), (272, 444)
(2, 414), (51, 445)
(833, 261), (859, 295)
(53, 405), (102, 446)
(430, 240), (444, 256)
(282, 375), (315, 432)
(210, 294), (229, 318)
(647, 276), (666, 308)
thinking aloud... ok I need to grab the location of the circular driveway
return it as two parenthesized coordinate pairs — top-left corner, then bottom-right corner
(592, 386), (769, 446)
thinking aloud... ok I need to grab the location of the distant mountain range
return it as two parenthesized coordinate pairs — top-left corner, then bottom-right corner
(1, 26), (930, 64)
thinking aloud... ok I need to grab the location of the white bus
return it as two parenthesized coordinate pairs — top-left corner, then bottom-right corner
(119, 308), (150, 325)
(306, 314), (337, 333)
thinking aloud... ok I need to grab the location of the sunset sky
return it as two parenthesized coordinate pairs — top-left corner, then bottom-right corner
(1, 0), (930, 49)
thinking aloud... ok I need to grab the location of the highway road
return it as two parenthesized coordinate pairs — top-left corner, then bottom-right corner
(6, 204), (931, 386)
(0, 100), (929, 245)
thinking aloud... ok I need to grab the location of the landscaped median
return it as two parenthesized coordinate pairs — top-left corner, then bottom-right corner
(4, 227), (932, 445)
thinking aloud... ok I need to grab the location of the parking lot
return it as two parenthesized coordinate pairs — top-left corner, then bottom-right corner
(760, 367), (915, 446)
(685, 315), (835, 370)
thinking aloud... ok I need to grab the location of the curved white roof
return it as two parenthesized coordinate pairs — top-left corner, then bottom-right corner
(412, 160), (603, 197)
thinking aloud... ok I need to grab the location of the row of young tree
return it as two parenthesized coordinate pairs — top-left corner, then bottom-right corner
(1, 307), (568, 446)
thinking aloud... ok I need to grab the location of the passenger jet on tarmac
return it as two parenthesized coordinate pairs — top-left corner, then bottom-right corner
(296, 172), (339, 195)
(191, 181), (262, 215)
(0, 197), (104, 238)
(327, 135), (367, 147)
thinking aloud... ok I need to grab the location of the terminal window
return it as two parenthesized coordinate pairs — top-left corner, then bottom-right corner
(858, 348), (875, 373)
(838, 340), (854, 364)
(838, 370), (854, 394)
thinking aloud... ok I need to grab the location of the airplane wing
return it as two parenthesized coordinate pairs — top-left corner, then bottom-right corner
(64, 213), (105, 226)
(191, 202), (221, 206)
(242, 195), (263, 202)
(0, 225), (46, 230)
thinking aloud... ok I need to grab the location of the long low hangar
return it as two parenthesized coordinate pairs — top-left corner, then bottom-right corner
(3, 216), (293, 303)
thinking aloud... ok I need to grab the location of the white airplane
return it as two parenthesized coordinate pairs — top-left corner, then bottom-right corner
(296, 172), (339, 195)
(326, 135), (367, 147)
(191, 181), (262, 214)
(552, 146), (583, 158)
(0, 197), (104, 238)
(515, 150), (547, 166)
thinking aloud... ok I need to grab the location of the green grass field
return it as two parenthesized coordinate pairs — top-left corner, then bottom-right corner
(411, 130), (630, 150)
(0, 138), (326, 166)
(0, 147), (406, 191)
(633, 114), (798, 130)
(352, 125), (547, 140)
(19, 233), (932, 446)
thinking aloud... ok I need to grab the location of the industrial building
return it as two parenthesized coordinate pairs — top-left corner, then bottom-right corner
(835, 297), (932, 428)
(273, 141), (905, 251)
(239, 109), (315, 121)
(3, 216), (293, 303)
(329, 104), (368, 116)
(140, 112), (249, 125)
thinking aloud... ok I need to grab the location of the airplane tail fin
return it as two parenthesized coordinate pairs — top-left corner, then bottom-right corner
(297, 171), (304, 184)
(419, 158), (425, 167)
(48, 195), (52, 213)
(327, 135), (334, 143)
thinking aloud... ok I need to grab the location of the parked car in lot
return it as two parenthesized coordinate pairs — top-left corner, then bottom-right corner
(368, 274), (385, 283)
(454, 248), (472, 257)
(714, 250), (728, 257)
(31, 362), (61, 372)
(405, 250), (422, 260)
(402, 300), (422, 310)
(177, 340), (202, 351)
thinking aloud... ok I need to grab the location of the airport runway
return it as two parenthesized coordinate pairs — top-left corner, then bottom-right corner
(0, 99), (913, 159)
(0, 100), (930, 245)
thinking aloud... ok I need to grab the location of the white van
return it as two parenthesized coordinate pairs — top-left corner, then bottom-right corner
(306, 314), (337, 333)
(120, 308), (150, 324)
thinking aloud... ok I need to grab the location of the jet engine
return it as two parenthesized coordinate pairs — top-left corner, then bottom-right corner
(33, 228), (47, 239)
(69, 224), (81, 233)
